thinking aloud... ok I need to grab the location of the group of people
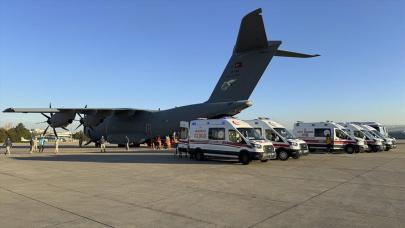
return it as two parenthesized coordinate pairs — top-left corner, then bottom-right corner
(31, 136), (58, 153)
(2, 136), (58, 156)
(3, 133), (180, 155)
(150, 135), (178, 150)
(29, 136), (50, 153)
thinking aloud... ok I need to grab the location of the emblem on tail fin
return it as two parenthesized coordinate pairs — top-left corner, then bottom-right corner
(221, 79), (237, 91)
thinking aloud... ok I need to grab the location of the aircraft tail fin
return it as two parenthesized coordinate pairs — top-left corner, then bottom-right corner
(233, 8), (268, 53)
(207, 8), (277, 103)
(207, 8), (319, 103)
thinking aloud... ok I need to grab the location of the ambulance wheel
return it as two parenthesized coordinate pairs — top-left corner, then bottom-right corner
(278, 150), (289, 161)
(372, 146), (379, 152)
(239, 151), (251, 165)
(384, 146), (390, 151)
(345, 145), (354, 154)
(195, 149), (205, 161)
(292, 153), (300, 159)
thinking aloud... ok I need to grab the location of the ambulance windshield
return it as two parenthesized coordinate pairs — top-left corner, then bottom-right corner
(361, 130), (375, 139)
(372, 130), (385, 138)
(274, 128), (296, 139)
(353, 130), (365, 139)
(237, 128), (263, 140)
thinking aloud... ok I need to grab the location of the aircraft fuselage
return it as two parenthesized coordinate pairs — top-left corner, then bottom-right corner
(86, 100), (252, 144)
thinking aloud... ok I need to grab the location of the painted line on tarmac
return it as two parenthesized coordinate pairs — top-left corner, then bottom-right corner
(0, 185), (114, 228)
(247, 155), (400, 228)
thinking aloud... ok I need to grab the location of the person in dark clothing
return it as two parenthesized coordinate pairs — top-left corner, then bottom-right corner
(326, 133), (332, 153)
(3, 138), (12, 155)
(79, 136), (83, 148)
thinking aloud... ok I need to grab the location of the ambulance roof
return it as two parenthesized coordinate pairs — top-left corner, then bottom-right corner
(190, 118), (251, 128)
(352, 121), (383, 126)
(247, 118), (285, 129)
(294, 121), (344, 129)
(360, 125), (377, 131)
(345, 123), (364, 131)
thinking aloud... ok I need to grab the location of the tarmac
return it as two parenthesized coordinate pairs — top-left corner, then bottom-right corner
(1, 141), (405, 228)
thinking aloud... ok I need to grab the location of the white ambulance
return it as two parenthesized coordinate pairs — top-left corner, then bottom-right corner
(339, 123), (382, 152)
(245, 118), (308, 161)
(359, 124), (394, 151)
(353, 122), (397, 150)
(177, 118), (276, 165)
(293, 121), (367, 153)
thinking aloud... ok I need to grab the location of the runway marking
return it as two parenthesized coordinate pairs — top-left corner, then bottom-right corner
(0, 171), (216, 227)
(247, 155), (401, 228)
(0, 185), (114, 228)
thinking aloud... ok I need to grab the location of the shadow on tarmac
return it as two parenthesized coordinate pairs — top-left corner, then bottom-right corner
(12, 153), (239, 165)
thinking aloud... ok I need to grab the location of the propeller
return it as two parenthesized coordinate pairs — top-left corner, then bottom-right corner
(83, 126), (94, 146)
(40, 103), (59, 138)
(75, 105), (88, 130)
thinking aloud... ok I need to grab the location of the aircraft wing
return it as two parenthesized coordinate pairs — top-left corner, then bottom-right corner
(3, 107), (156, 115)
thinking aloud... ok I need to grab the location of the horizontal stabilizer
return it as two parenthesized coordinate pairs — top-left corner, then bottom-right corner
(275, 50), (320, 58)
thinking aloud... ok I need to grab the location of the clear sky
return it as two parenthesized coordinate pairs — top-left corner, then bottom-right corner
(1, 0), (404, 130)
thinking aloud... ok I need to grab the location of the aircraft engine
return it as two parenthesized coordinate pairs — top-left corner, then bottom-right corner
(76, 114), (105, 130)
(46, 112), (75, 128)
(40, 110), (75, 138)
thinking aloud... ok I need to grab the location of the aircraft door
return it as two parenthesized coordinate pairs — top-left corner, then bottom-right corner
(179, 121), (189, 141)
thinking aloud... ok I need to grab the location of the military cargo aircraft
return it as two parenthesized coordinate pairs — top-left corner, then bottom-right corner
(3, 8), (319, 146)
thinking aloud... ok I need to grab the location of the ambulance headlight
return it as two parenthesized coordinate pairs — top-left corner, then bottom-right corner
(252, 144), (262, 149)
(289, 142), (298, 146)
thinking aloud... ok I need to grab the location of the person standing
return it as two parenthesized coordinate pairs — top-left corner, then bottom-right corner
(33, 137), (38, 152)
(79, 136), (83, 148)
(150, 138), (155, 150)
(54, 138), (59, 154)
(29, 138), (35, 153)
(156, 135), (161, 150)
(125, 136), (130, 151)
(3, 138), (12, 155)
(100, 136), (106, 152)
(165, 136), (171, 149)
(39, 136), (46, 152)
(326, 133), (332, 154)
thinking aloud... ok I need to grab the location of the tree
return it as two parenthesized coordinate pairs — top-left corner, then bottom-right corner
(14, 123), (32, 140)
(0, 128), (7, 143)
(3, 123), (32, 142)
(72, 130), (89, 141)
(6, 128), (18, 142)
